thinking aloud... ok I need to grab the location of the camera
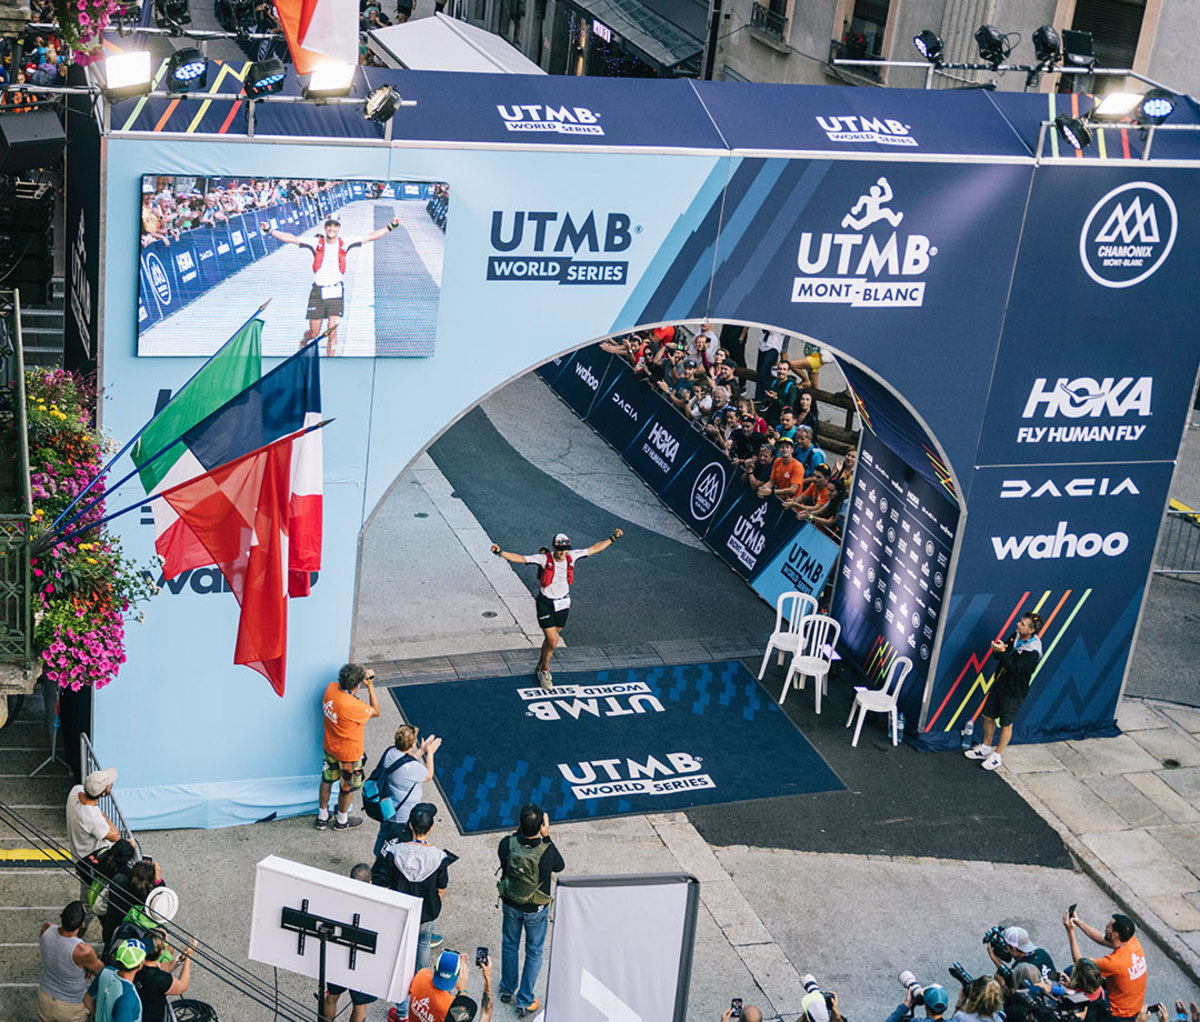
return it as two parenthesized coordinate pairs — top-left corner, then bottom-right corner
(801, 975), (835, 1017)
(996, 964), (1013, 986)
(899, 972), (925, 1005)
(948, 963), (973, 987)
(983, 924), (1012, 962)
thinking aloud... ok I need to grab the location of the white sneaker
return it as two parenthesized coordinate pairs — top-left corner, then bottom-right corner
(981, 752), (1003, 771)
(537, 669), (553, 689)
(964, 744), (993, 760)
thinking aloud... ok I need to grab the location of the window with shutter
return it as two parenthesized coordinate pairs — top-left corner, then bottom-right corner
(1071, 0), (1146, 69)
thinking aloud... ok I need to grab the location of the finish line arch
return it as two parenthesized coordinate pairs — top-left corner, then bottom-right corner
(82, 71), (1200, 828)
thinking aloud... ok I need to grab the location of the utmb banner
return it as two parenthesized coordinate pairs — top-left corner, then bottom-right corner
(922, 166), (1200, 750)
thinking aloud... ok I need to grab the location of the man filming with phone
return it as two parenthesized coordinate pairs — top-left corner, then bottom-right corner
(1063, 907), (1147, 1021)
(723, 1002), (764, 1022)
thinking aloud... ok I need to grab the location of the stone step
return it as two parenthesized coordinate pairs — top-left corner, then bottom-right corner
(0, 870), (78, 903)
(0, 751), (66, 775)
(0, 941), (44, 984)
(0, 983), (38, 1021)
(0, 806), (69, 846)
(0, 776), (74, 807)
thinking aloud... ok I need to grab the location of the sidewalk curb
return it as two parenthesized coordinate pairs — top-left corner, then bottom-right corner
(1001, 767), (1200, 989)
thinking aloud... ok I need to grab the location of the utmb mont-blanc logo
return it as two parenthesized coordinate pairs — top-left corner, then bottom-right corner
(1079, 182), (1177, 289)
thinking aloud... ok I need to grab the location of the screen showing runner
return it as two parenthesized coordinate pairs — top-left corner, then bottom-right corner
(135, 175), (450, 358)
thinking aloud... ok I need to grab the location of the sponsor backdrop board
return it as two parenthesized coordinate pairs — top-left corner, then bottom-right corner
(389, 662), (844, 833)
(90, 79), (1200, 826)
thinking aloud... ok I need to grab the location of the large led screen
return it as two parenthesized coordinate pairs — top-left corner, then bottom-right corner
(136, 176), (449, 357)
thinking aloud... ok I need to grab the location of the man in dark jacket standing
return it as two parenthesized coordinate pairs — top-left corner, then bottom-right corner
(496, 803), (564, 1018)
(965, 611), (1044, 772)
(373, 804), (457, 1022)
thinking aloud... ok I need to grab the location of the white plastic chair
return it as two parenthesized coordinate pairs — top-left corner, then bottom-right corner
(779, 614), (840, 713)
(846, 655), (914, 747)
(756, 591), (819, 680)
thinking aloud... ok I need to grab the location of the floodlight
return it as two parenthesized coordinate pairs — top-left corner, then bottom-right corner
(166, 47), (207, 92)
(245, 57), (286, 98)
(103, 50), (153, 101)
(1092, 92), (1141, 121)
(1138, 88), (1176, 124)
(913, 29), (943, 65)
(364, 85), (401, 122)
(1032, 25), (1060, 65)
(1055, 114), (1092, 151)
(1062, 29), (1094, 68)
(974, 24), (1009, 68)
(303, 62), (355, 100)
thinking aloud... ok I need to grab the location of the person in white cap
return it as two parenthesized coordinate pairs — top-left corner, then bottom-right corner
(490, 529), (623, 689)
(65, 768), (120, 867)
(987, 925), (1056, 979)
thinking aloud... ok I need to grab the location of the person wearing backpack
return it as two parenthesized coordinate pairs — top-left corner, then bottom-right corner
(367, 724), (442, 856)
(495, 803), (564, 1018)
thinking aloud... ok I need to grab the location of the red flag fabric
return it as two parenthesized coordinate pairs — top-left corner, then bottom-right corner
(160, 436), (295, 696)
(274, 0), (358, 74)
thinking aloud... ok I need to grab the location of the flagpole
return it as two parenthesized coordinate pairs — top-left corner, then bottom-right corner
(34, 420), (333, 553)
(48, 301), (272, 532)
(40, 334), (322, 548)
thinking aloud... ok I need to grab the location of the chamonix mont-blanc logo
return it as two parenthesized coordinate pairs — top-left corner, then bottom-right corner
(1079, 182), (1177, 289)
(792, 176), (936, 309)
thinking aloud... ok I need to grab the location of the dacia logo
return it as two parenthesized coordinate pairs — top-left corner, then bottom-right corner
(1080, 182), (1177, 289)
(496, 104), (603, 135)
(792, 176), (935, 309)
(1000, 476), (1139, 499)
(815, 115), (917, 147)
(487, 210), (633, 286)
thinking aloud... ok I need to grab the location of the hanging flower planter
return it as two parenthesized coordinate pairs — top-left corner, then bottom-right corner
(51, 0), (123, 65)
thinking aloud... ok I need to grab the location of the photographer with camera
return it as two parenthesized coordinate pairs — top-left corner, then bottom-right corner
(886, 972), (951, 1022)
(984, 925), (1057, 979)
(952, 976), (1005, 1022)
(1063, 910), (1147, 1021)
(800, 974), (845, 1022)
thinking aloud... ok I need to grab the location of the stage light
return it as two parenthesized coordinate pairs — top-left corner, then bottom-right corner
(1139, 88), (1176, 124)
(974, 24), (1010, 68)
(364, 85), (401, 122)
(913, 29), (943, 65)
(103, 50), (153, 101)
(1032, 25), (1060, 65)
(304, 62), (355, 99)
(1055, 114), (1092, 151)
(245, 57), (286, 98)
(1062, 29), (1094, 68)
(1092, 92), (1141, 121)
(166, 47), (207, 91)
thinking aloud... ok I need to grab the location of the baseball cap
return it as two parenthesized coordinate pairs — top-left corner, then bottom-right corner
(740, 413), (756, 424)
(113, 938), (147, 970)
(408, 802), (437, 831)
(552, 533), (571, 548)
(447, 994), (479, 1021)
(84, 767), (117, 797)
(432, 950), (461, 991)
(1004, 926), (1035, 954)
(801, 990), (829, 1022)
(922, 985), (949, 1013)
(777, 435), (794, 446)
(324, 213), (342, 225)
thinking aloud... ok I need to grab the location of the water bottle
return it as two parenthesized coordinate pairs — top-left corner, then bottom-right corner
(961, 718), (974, 750)
(897, 712), (906, 738)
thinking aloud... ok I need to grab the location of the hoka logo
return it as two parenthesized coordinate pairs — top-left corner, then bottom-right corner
(1095, 198), (1159, 244)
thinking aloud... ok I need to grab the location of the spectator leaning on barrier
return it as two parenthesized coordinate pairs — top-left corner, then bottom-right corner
(757, 435), (804, 501)
(1064, 910), (1147, 1021)
(317, 663), (381, 832)
(744, 441), (776, 492)
(39, 901), (104, 1022)
(792, 424), (827, 481)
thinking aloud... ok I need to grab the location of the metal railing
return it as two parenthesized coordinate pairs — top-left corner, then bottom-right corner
(80, 733), (138, 846)
(749, 2), (787, 41)
(1153, 508), (1200, 578)
(0, 289), (32, 667)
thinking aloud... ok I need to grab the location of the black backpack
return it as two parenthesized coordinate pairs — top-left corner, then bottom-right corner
(362, 752), (417, 823)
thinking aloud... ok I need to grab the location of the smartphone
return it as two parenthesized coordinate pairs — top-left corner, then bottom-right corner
(1148, 1006), (1163, 1015)
(476, 946), (488, 967)
(731, 998), (743, 1019)
(1068, 903), (1077, 919)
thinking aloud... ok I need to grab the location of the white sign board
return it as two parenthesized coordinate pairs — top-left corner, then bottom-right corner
(248, 854), (422, 1001)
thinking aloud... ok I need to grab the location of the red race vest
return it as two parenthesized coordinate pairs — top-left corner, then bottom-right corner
(539, 552), (572, 588)
(312, 236), (347, 274)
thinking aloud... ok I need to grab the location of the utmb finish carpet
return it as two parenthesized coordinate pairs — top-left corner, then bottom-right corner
(390, 661), (845, 834)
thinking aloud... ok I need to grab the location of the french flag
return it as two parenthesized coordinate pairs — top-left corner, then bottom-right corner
(154, 342), (322, 597)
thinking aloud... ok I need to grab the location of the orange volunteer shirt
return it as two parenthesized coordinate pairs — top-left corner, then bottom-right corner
(1095, 936), (1147, 1018)
(322, 682), (372, 762)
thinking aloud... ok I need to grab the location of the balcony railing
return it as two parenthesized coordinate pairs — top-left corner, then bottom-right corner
(750, 1), (787, 42)
(0, 290), (32, 669)
(829, 38), (882, 81)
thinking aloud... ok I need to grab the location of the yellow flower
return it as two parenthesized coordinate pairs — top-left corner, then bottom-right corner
(86, 557), (98, 564)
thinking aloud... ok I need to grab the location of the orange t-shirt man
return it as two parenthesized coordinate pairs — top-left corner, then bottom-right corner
(322, 682), (372, 763)
(401, 955), (462, 1022)
(769, 456), (805, 497)
(1094, 936), (1146, 1018)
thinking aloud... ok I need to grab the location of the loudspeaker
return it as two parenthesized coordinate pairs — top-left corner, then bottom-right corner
(0, 110), (67, 173)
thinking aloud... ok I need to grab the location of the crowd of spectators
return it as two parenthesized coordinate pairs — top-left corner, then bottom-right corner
(601, 322), (854, 539)
(0, 29), (69, 113)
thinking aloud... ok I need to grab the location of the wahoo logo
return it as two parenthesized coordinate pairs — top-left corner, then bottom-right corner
(487, 210), (632, 285)
(1000, 476), (1140, 499)
(574, 362), (600, 390)
(690, 463), (727, 521)
(792, 176), (936, 309)
(1017, 377), (1152, 446)
(145, 253), (171, 306)
(497, 104), (604, 135)
(558, 752), (714, 799)
(1080, 182), (1177, 288)
(146, 568), (317, 595)
(640, 421), (680, 474)
(991, 521), (1129, 560)
(815, 115), (917, 147)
